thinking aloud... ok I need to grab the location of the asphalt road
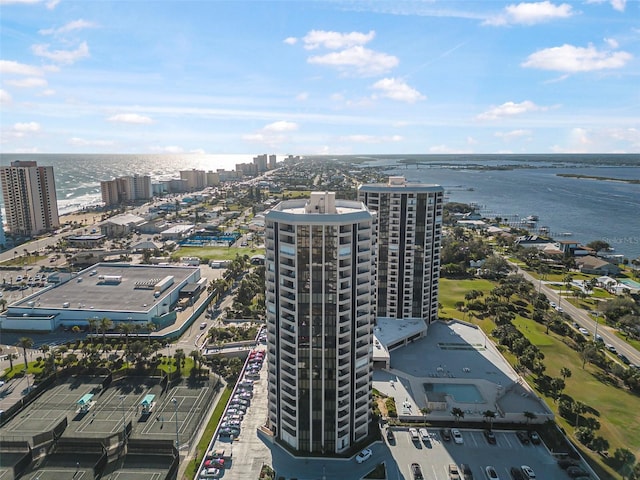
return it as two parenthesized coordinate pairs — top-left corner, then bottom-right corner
(514, 264), (640, 367)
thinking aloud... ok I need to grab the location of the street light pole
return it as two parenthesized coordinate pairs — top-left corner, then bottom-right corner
(172, 397), (179, 451)
(594, 312), (600, 343)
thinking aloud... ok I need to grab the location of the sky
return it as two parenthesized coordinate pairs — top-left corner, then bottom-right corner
(1, 0), (639, 155)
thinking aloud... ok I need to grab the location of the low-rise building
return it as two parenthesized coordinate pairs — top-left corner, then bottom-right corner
(576, 255), (621, 276)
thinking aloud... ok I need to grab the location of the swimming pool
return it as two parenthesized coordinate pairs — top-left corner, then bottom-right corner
(619, 278), (640, 289)
(423, 383), (485, 404)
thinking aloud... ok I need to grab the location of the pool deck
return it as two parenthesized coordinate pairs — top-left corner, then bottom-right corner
(372, 320), (553, 424)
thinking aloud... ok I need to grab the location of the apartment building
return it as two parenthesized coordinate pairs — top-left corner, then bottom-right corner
(0, 160), (59, 236)
(265, 192), (376, 454)
(358, 176), (444, 323)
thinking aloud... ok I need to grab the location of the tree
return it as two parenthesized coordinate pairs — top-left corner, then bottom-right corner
(174, 348), (185, 376)
(586, 240), (610, 253)
(560, 367), (572, 380)
(589, 436), (609, 454)
(17, 337), (34, 371)
(523, 411), (537, 424)
(99, 317), (113, 353)
(482, 410), (496, 430)
(451, 407), (464, 423)
(613, 448), (636, 478)
(574, 401), (587, 427)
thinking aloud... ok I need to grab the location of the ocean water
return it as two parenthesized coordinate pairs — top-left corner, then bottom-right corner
(1, 153), (639, 259)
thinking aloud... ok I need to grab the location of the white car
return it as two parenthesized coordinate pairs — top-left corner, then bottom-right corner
(409, 427), (419, 441)
(451, 428), (464, 444)
(485, 466), (499, 479)
(521, 465), (535, 478)
(579, 327), (590, 336)
(418, 427), (429, 441)
(549, 302), (557, 308)
(199, 467), (220, 478)
(355, 448), (372, 464)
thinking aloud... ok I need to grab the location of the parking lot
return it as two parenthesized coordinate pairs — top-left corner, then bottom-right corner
(385, 426), (570, 480)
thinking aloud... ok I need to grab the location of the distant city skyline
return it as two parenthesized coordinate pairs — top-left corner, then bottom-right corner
(1, 0), (638, 155)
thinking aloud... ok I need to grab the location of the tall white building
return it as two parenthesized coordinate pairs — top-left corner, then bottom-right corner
(358, 176), (444, 323)
(265, 192), (376, 454)
(0, 160), (59, 236)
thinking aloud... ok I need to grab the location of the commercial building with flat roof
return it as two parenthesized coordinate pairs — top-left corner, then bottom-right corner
(1, 263), (201, 331)
(265, 192), (376, 455)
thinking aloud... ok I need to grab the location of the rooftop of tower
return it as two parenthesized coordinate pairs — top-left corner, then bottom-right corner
(267, 192), (372, 222)
(358, 175), (444, 193)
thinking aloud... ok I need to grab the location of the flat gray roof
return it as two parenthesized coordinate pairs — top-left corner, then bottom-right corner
(14, 263), (197, 313)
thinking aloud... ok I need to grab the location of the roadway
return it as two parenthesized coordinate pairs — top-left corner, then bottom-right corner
(513, 265), (640, 367)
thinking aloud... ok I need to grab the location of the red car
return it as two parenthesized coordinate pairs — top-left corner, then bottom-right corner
(204, 458), (225, 469)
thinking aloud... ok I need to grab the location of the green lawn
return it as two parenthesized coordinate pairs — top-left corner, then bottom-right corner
(171, 246), (264, 261)
(440, 275), (640, 478)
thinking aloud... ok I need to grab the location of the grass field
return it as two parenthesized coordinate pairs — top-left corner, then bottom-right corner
(170, 246), (264, 261)
(440, 276), (640, 479)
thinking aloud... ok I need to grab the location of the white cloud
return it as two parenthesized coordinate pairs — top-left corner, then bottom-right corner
(283, 37), (297, 45)
(0, 60), (43, 76)
(14, 122), (41, 132)
(302, 30), (375, 50)
(477, 100), (546, 120)
(46, 0), (60, 8)
(587, 0), (627, 11)
(484, 1), (574, 26)
(31, 41), (90, 65)
(263, 121), (298, 133)
(6, 77), (48, 88)
(39, 19), (97, 36)
(0, 89), (12, 104)
(339, 134), (403, 143)
(604, 37), (619, 49)
(107, 113), (154, 124)
(522, 43), (632, 72)
(243, 121), (299, 147)
(371, 78), (425, 103)
(69, 137), (114, 147)
(308, 46), (399, 77)
(40, 88), (56, 96)
(295, 92), (309, 101)
(8, 122), (42, 138)
(495, 129), (533, 140)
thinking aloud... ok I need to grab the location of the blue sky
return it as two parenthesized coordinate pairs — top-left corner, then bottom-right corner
(1, 0), (638, 155)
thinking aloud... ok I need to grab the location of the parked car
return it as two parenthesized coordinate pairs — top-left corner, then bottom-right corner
(441, 428), (452, 441)
(521, 466), (535, 479)
(528, 431), (541, 444)
(449, 463), (461, 480)
(411, 463), (424, 480)
(483, 429), (497, 444)
(485, 466), (499, 479)
(386, 428), (395, 443)
(419, 427), (430, 442)
(409, 427), (420, 441)
(452, 428), (464, 444)
(557, 458), (580, 470)
(516, 431), (530, 445)
(199, 467), (221, 478)
(204, 458), (225, 469)
(618, 353), (631, 364)
(460, 463), (473, 480)
(355, 448), (372, 464)
(509, 467), (526, 480)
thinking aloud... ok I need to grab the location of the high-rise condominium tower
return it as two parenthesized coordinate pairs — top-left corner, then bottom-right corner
(265, 192), (376, 454)
(358, 176), (444, 322)
(0, 160), (59, 236)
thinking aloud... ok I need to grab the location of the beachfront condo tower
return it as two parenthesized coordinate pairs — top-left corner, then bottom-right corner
(0, 160), (60, 237)
(265, 192), (376, 454)
(358, 176), (444, 323)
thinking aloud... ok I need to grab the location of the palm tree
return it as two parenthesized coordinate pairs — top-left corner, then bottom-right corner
(99, 317), (113, 353)
(451, 407), (464, 423)
(482, 410), (496, 430)
(190, 349), (203, 375)
(146, 321), (157, 347)
(174, 348), (185, 376)
(88, 317), (99, 337)
(574, 401), (587, 428)
(523, 411), (537, 424)
(560, 367), (572, 380)
(17, 337), (34, 371)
